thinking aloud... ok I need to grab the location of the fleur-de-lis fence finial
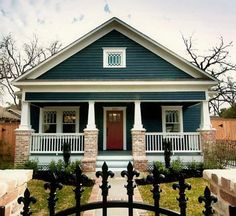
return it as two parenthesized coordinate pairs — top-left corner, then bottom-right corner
(17, 188), (36, 216)
(147, 164), (165, 216)
(198, 186), (217, 216)
(121, 161), (140, 216)
(172, 173), (191, 216)
(44, 172), (63, 216)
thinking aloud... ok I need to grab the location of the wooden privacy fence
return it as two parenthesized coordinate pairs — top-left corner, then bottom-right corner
(211, 117), (236, 140)
(0, 122), (19, 161)
(15, 162), (217, 216)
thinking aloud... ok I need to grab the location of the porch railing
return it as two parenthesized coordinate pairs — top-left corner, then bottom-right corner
(30, 133), (84, 154)
(145, 132), (201, 153)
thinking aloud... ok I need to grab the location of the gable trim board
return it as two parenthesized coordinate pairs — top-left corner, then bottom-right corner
(13, 17), (217, 84)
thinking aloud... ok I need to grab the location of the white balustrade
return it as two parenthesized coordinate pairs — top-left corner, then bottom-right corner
(30, 133), (84, 154)
(145, 132), (201, 153)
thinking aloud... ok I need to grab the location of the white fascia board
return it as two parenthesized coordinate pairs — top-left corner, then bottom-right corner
(14, 81), (217, 93)
(13, 80), (217, 87)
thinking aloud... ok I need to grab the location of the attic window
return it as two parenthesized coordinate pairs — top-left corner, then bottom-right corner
(103, 47), (126, 68)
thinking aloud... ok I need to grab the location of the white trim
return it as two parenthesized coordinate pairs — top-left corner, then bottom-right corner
(162, 106), (183, 133)
(13, 80), (217, 87)
(39, 106), (80, 133)
(103, 47), (126, 68)
(103, 107), (127, 151)
(13, 17), (216, 82)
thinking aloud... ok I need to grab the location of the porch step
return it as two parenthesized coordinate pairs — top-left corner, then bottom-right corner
(96, 151), (133, 172)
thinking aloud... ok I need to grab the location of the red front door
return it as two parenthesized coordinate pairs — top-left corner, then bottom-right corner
(106, 111), (123, 150)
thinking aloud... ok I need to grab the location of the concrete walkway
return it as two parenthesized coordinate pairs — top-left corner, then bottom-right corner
(83, 174), (146, 216)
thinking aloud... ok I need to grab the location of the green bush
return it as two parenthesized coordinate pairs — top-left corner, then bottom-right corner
(186, 161), (204, 170)
(170, 158), (184, 173)
(15, 159), (39, 171)
(48, 159), (81, 174)
(154, 161), (169, 174)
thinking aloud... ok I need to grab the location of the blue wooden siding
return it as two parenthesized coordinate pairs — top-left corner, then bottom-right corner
(183, 103), (201, 132)
(25, 91), (206, 101)
(30, 105), (40, 133)
(38, 30), (194, 80)
(142, 102), (201, 132)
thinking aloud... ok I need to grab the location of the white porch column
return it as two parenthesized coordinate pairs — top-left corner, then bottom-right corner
(18, 101), (32, 130)
(200, 100), (212, 130)
(132, 100), (144, 130)
(85, 101), (97, 130)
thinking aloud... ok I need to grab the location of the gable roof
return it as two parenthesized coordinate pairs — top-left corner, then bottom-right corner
(13, 17), (217, 83)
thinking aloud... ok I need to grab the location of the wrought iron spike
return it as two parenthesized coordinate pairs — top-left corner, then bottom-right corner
(198, 186), (217, 216)
(44, 172), (63, 216)
(147, 164), (165, 216)
(74, 164), (88, 216)
(17, 188), (36, 216)
(172, 174), (191, 216)
(121, 161), (140, 194)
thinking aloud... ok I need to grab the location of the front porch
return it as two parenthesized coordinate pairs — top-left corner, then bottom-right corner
(29, 131), (202, 170)
(15, 98), (215, 172)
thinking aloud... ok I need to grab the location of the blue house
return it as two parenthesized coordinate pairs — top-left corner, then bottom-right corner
(13, 17), (217, 171)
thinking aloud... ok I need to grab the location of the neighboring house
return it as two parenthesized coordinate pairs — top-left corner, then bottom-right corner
(0, 106), (20, 123)
(12, 17), (217, 171)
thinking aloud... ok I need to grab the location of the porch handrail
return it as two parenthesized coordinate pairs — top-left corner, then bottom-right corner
(145, 132), (201, 153)
(30, 133), (84, 154)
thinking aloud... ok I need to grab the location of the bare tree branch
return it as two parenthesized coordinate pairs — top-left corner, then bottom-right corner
(0, 34), (62, 107)
(182, 35), (236, 115)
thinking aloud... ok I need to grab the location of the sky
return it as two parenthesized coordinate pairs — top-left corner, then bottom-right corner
(0, 0), (236, 105)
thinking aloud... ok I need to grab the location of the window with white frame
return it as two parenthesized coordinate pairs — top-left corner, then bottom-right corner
(103, 47), (126, 68)
(41, 108), (79, 133)
(162, 106), (183, 133)
(43, 111), (57, 133)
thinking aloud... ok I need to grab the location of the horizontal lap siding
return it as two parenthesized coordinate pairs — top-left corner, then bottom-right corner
(25, 92), (206, 101)
(183, 103), (201, 132)
(38, 30), (194, 80)
(142, 102), (201, 132)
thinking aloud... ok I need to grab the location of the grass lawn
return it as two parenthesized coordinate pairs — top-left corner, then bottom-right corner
(28, 179), (92, 216)
(138, 177), (209, 216)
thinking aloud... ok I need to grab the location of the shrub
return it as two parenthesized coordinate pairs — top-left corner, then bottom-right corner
(16, 159), (39, 172)
(170, 158), (184, 173)
(154, 161), (169, 174)
(48, 159), (81, 174)
(186, 161), (204, 170)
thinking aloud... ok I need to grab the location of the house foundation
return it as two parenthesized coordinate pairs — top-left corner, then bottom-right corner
(81, 129), (99, 172)
(14, 129), (34, 166)
(132, 130), (148, 172)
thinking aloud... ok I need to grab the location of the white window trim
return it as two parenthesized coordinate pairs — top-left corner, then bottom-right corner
(39, 107), (80, 133)
(161, 106), (183, 133)
(103, 47), (126, 68)
(103, 107), (127, 150)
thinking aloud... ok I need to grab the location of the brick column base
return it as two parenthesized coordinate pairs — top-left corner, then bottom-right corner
(81, 129), (98, 172)
(14, 129), (34, 166)
(199, 129), (216, 162)
(132, 130), (147, 172)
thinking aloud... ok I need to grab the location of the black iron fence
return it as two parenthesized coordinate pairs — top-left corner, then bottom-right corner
(3, 162), (217, 216)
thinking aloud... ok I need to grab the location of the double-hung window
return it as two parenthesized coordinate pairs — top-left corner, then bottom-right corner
(40, 107), (79, 133)
(162, 106), (183, 133)
(103, 47), (126, 68)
